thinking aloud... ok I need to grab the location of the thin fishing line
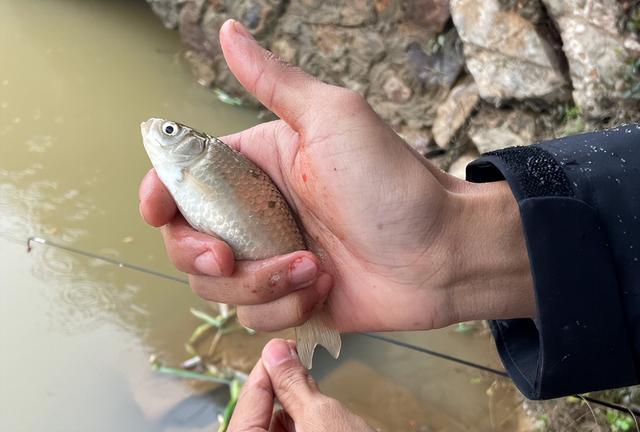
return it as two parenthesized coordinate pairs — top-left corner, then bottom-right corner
(24, 236), (640, 418)
(361, 332), (509, 377)
(362, 334), (640, 418)
(26, 236), (189, 285)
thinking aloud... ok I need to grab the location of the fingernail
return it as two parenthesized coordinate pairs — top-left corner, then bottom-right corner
(231, 19), (254, 40)
(289, 257), (318, 289)
(263, 339), (295, 368)
(194, 251), (221, 276)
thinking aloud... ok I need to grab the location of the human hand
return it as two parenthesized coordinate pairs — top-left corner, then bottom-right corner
(139, 19), (535, 333)
(227, 339), (374, 432)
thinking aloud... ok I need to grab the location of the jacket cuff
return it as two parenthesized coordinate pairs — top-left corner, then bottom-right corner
(466, 146), (637, 399)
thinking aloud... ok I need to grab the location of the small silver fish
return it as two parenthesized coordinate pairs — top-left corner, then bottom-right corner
(141, 118), (341, 368)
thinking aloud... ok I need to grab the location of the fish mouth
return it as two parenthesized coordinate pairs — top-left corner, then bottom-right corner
(140, 119), (151, 137)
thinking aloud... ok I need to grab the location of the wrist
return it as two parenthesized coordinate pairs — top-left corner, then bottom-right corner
(442, 180), (536, 323)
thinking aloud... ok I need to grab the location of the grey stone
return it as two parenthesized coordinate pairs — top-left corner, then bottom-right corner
(223, 0), (285, 39)
(284, 0), (377, 27)
(404, 0), (452, 33)
(448, 149), (480, 179)
(406, 28), (466, 89)
(146, 0), (181, 29)
(496, 0), (547, 23)
(367, 26), (465, 129)
(468, 107), (537, 153)
(451, 0), (570, 104)
(396, 124), (433, 155)
(432, 76), (479, 149)
(541, 0), (640, 118)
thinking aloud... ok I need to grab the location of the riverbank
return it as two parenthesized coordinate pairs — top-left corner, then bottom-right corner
(148, 0), (640, 177)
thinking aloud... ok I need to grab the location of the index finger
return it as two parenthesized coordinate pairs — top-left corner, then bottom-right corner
(227, 360), (273, 432)
(138, 169), (177, 227)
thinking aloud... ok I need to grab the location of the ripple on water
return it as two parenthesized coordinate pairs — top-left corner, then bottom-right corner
(30, 245), (142, 333)
(31, 246), (75, 279)
(49, 279), (120, 332)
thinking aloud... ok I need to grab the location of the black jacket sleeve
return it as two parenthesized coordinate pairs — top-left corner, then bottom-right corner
(466, 124), (640, 400)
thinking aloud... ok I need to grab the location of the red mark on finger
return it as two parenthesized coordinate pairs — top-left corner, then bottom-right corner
(302, 173), (308, 183)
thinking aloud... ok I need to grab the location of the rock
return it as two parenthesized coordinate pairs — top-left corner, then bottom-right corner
(223, 0), (285, 39)
(177, 1), (218, 89)
(404, 0), (451, 33)
(450, 0), (570, 104)
(273, 18), (386, 93)
(146, 0), (181, 29)
(148, 0), (640, 135)
(432, 76), (479, 149)
(468, 107), (537, 153)
(496, 0), (546, 23)
(428, 133), (470, 171)
(396, 124), (434, 155)
(284, 0), (377, 27)
(406, 29), (465, 89)
(367, 26), (465, 129)
(176, 0), (288, 106)
(541, 0), (640, 118)
(383, 75), (413, 103)
(448, 148), (480, 179)
(184, 50), (217, 87)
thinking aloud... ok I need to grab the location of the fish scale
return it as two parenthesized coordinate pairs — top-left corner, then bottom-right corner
(141, 117), (341, 368)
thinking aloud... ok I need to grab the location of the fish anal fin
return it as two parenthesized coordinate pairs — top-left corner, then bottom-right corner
(295, 311), (341, 369)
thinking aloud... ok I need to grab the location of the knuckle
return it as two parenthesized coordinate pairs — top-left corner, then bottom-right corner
(334, 88), (366, 109)
(189, 276), (216, 301)
(275, 367), (308, 398)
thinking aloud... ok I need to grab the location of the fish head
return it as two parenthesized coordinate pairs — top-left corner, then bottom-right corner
(141, 118), (208, 184)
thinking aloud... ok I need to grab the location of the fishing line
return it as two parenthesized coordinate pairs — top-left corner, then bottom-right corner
(26, 236), (189, 285)
(361, 332), (509, 377)
(25, 236), (640, 419)
(361, 334), (640, 418)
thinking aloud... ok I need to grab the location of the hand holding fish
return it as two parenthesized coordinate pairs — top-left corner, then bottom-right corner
(139, 20), (535, 337)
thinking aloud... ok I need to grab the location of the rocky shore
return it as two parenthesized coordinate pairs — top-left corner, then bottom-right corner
(146, 0), (640, 177)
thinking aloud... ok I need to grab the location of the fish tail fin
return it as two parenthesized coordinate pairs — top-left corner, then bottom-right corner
(295, 311), (341, 369)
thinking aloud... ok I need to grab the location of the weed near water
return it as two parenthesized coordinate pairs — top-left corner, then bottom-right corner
(148, 306), (250, 432)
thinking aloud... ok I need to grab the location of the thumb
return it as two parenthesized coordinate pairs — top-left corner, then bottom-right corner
(219, 19), (341, 132)
(227, 360), (274, 432)
(261, 339), (318, 419)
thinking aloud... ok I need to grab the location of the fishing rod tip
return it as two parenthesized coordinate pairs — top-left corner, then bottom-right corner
(26, 236), (46, 252)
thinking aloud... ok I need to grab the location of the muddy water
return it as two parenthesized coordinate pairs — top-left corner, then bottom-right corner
(0, 1), (520, 431)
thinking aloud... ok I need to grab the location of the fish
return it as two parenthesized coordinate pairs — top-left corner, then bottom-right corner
(140, 117), (341, 368)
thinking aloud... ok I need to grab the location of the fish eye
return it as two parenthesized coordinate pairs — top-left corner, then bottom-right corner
(161, 121), (178, 136)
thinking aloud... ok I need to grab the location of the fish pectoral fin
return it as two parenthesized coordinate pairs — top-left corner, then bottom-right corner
(295, 311), (342, 369)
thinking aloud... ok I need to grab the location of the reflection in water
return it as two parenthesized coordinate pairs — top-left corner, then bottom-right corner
(0, 162), (90, 245)
(26, 134), (54, 153)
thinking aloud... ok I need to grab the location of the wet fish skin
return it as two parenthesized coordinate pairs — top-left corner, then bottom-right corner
(141, 118), (304, 259)
(140, 118), (341, 368)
